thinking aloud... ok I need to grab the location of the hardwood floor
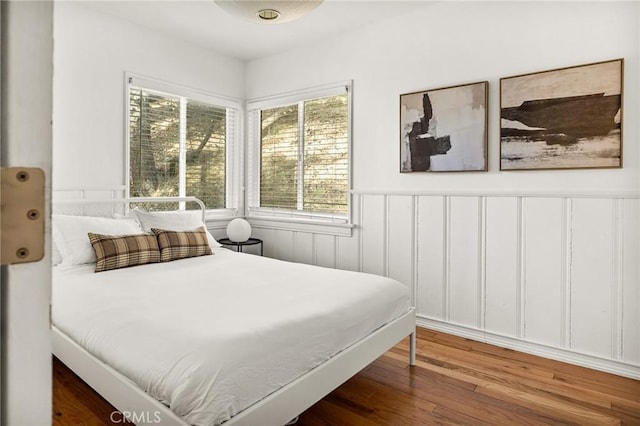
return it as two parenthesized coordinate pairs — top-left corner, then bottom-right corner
(53, 357), (132, 426)
(53, 327), (640, 425)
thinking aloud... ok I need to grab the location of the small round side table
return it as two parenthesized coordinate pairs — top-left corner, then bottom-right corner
(218, 238), (263, 256)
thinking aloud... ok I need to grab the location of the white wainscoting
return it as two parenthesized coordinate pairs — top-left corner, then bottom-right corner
(250, 189), (640, 379)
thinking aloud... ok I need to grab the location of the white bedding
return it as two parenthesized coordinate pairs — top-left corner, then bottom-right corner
(52, 249), (410, 426)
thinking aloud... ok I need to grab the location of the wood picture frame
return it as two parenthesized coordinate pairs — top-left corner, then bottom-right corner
(500, 59), (623, 171)
(400, 81), (488, 172)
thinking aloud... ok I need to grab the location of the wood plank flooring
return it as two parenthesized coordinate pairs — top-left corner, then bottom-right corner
(53, 327), (640, 425)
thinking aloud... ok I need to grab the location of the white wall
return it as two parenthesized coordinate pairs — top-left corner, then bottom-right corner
(246, 1), (640, 377)
(246, 1), (639, 192)
(52, 1), (245, 188)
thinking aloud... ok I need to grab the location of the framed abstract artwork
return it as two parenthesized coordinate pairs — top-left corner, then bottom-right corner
(500, 59), (623, 170)
(400, 81), (488, 172)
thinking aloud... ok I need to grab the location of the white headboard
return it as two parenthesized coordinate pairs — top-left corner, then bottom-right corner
(52, 186), (206, 221)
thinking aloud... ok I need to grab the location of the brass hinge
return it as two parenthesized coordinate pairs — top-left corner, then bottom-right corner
(1, 167), (45, 265)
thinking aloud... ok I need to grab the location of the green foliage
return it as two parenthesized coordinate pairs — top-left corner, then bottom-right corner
(129, 89), (226, 210)
(129, 87), (348, 215)
(303, 95), (348, 214)
(185, 100), (226, 209)
(260, 94), (348, 214)
(260, 104), (299, 210)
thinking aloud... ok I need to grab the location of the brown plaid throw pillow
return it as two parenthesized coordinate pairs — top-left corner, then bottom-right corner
(88, 233), (160, 272)
(151, 227), (212, 262)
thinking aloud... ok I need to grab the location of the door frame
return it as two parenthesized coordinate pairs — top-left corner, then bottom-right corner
(1, 1), (53, 424)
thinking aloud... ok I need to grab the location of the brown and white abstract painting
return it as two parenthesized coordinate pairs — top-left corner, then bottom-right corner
(500, 59), (623, 170)
(400, 81), (487, 172)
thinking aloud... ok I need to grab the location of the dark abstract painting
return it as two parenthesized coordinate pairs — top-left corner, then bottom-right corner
(400, 81), (487, 172)
(500, 59), (623, 170)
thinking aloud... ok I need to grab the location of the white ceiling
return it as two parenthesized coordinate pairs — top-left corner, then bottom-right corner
(78, 0), (432, 61)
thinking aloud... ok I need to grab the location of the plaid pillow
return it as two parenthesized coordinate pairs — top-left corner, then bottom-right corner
(151, 227), (212, 262)
(88, 233), (160, 272)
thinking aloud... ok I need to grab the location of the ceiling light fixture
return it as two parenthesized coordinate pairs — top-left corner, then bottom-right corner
(214, 1), (324, 24)
(257, 8), (280, 21)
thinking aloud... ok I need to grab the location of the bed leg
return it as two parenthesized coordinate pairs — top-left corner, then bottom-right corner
(409, 331), (416, 366)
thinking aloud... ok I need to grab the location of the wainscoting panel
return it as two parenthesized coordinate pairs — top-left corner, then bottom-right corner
(277, 230), (296, 262)
(484, 197), (519, 337)
(254, 228), (277, 258)
(622, 198), (639, 364)
(448, 197), (481, 328)
(337, 233), (359, 272)
(315, 234), (336, 269)
(361, 195), (386, 276)
(387, 196), (414, 293)
(571, 198), (615, 358)
(336, 196), (361, 272)
(522, 198), (564, 347)
(415, 196), (446, 320)
(293, 232), (314, 265)
(248, 190), (640, 378)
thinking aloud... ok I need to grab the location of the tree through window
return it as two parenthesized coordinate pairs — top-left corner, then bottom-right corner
(249, 83), (351, 221)
(128, 80), (237, 210)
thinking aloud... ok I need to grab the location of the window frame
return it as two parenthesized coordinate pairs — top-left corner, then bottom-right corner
(246, 81), (353, 235)
(124, 73), (244, 220)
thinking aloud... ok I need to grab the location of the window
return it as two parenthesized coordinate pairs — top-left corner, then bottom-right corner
(127, 75), (241, 213)
(247, 82), (352, 226)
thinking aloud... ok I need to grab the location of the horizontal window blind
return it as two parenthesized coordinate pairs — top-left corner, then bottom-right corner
(260, 104), (299, 210)
(185, 99), (228, 209)
(303, 94), (348, 214)
(248, 82), (351, 222)
(129, 88), (181, 209)
(128, 78), (238, 212)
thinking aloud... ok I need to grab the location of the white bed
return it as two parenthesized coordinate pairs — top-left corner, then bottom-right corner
(51, 196), (416, 426)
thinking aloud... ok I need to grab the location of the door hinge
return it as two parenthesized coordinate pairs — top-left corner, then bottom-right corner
(1, 167), (45, 265)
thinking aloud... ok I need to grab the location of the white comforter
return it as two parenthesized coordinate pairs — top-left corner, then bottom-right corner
(52, 249), (410, 426)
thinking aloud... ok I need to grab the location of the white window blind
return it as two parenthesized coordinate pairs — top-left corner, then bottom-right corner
(247, 82), (352, 223)
(127, 75), (240, 212)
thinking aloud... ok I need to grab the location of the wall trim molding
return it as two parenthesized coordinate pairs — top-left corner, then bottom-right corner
(416, 316), (640, 380)
(357, 195), (364, 272)
(561, 198), (573, 348)
(516, 196), (525, 338)
(612, 198), (624, 360)
(248, 217), (353, 236)
(351, 188), (640, 199)
(443, 196), (451, 322)
(411, 196), (418, 307)
(477, 197), (487, 330)
(383, 194), (389, 277)
(53, 185), (128, 190)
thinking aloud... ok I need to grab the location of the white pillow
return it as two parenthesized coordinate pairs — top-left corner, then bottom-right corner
(52, 215), (143, 269)
(132, 209), (222, 248)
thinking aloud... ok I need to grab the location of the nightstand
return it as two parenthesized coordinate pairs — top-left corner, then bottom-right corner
(218, 238), (263, 256)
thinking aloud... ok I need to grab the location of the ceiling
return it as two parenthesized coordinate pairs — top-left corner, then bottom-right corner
(78, 0), (432, 61)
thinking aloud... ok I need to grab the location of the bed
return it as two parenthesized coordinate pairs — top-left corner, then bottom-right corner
(51, 196), (416, 426)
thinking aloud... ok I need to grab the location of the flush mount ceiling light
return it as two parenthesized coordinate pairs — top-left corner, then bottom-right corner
(214, 1), (324, 24)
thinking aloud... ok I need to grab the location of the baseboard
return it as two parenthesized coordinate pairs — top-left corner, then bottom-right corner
(416, 316), (640, 380)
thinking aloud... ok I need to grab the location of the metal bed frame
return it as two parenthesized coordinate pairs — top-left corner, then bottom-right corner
(51, 196), (416, 425)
